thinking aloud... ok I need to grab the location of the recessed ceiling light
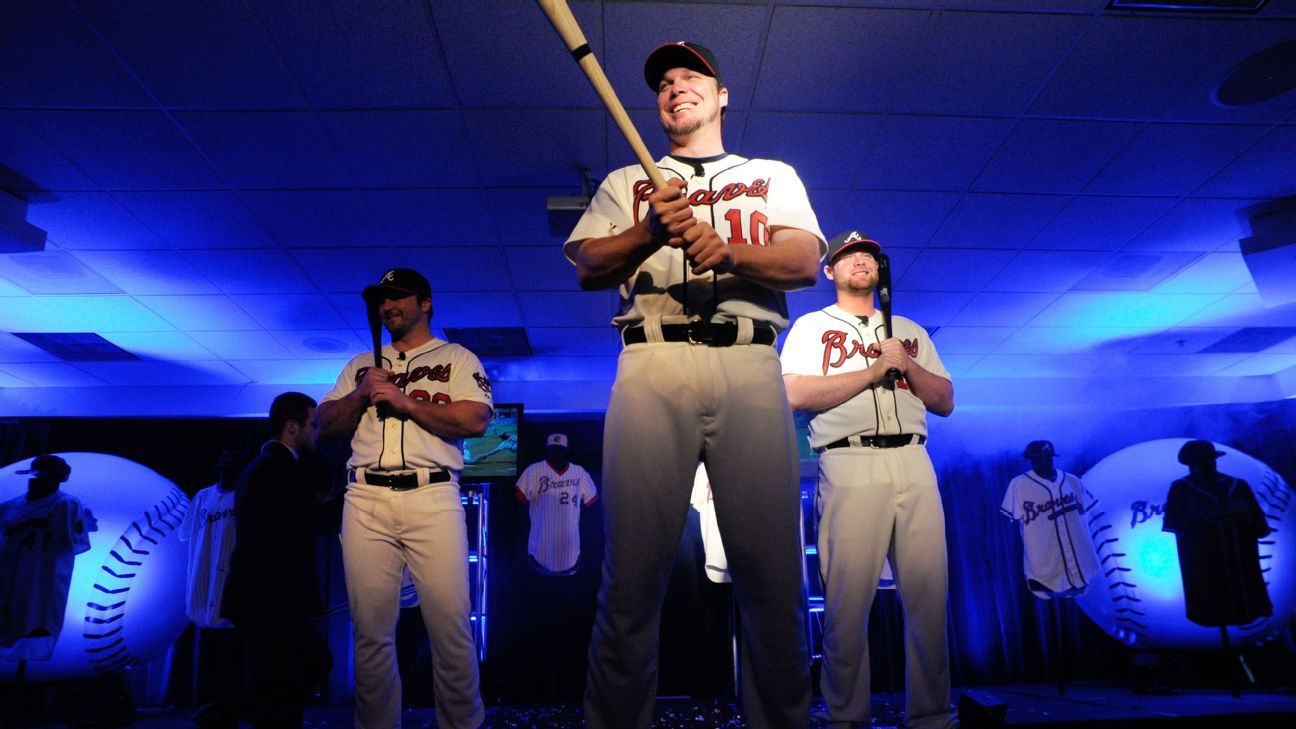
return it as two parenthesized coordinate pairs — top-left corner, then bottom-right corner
(1214, 40), (1296, 107)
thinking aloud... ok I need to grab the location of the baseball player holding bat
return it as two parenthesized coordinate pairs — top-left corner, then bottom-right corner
(780, 231), (957, 729)
(561, 41), (825, 729)
(317, 268), (493, 729)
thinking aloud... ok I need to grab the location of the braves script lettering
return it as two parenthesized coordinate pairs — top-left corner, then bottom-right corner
(631, 178), (771, 223)
(1129, 500), (1165, 530)
(538, 475), (584, 494)
(356, 364), (452, 389)
(1022, 493), (1080, 526)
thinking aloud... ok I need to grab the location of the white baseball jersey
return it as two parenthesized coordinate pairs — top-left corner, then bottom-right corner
(690, 464), (730, 584)
(780, 305), (948, 449)
(565, 154), (827, 332)
(0, 491), (95, 660)
(178, 484), (237, 628)
(322, 337), (494, 477)
(1001, 470), (1101, 599)
(516, 460), (597, 574)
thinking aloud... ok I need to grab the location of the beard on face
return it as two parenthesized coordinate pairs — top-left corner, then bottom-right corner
(834, 270), (877, 296)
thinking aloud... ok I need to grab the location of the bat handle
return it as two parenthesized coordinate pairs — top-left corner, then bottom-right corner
(884, 368), (900, 391)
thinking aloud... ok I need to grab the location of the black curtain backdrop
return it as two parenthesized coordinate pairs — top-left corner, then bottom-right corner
(2, 398), (1293, 703)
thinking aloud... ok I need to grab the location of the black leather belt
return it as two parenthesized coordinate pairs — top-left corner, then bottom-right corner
(349, 469), (450, 490)
(818, 434), (926, 452)
(622, 322), (776, 347)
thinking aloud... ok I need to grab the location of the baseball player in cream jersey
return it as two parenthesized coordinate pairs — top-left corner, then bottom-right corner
(1002, 440), (1100, 599)
(318, 268), (492, 729)
(566, 42), (824, 729)
(781, 231), (957, 729)
(516, 433), (598, 576)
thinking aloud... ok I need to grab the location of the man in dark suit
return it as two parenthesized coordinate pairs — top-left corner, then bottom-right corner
(222, 392), (334, 728)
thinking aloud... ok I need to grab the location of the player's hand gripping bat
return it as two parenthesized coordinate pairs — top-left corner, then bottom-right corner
(876, 253), (901, 391)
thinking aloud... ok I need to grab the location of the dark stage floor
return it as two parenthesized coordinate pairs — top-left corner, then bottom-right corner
(9, 682), (1296, 728)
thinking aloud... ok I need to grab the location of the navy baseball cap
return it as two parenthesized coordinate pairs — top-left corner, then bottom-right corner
(644, 42), (723, 90)
(1024, 440), (1057, 459)
(1178, 439), (1225, 465)
(826, 230), (883, 265)
(212, 450), (246, 473)
(362, 268), (431, 302)
(17, 454), (71, 477)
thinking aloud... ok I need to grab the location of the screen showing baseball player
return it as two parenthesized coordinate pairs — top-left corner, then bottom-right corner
(780, 230), (957, 729)
(0, 455), (96, 663)
(317, 267), (492, 729)
(515, 433), (598, 577)
(462, 404), (522, 481)
(563, 41), (826, 729)
(1001, 440), (1101, 599)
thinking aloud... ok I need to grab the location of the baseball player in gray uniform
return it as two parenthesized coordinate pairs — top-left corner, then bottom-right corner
(317, 268), (493, 729)
(1001, 441), (1100, 598)
(780, 231), (957, 729)
(565, 42), (825, 729)
(515, 433), (598, 576)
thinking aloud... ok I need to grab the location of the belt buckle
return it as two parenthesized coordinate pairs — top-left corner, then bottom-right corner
(687, 321), (715, 346)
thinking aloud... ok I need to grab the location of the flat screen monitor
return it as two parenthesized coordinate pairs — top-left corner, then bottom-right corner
(462, 403), (522, 481)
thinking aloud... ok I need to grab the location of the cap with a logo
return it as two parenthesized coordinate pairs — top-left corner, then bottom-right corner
(644, 42), (723, 90)
(362, 268), (431, 302)
(1178, 439), (1225, 465)
(546, 433), (569, 449)
(826, 230), (882, 265)
(17, 454), (71, 477)
(1023, 440), (1056, 459)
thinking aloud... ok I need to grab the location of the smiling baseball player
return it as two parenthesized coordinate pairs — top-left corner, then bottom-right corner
(1001, 440), (1101, 598)
(515, 433), (598, 576)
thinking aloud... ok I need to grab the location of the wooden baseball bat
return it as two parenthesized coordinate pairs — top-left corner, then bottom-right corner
(364, 296), (395, 419)
(536, 0), (667, 190)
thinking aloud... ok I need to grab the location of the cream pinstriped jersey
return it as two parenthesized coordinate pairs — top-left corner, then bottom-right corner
(564, 154), (826, 332)
(516, 461), (597, 574)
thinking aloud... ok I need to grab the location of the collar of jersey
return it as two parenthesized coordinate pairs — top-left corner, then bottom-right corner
(389, 336), (444, 358)
(667, 152), (731, 167)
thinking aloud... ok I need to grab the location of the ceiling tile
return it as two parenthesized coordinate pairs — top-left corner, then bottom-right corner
(0, 1), (149, 107)
(0, 111), (95, 191)
(271, 330), (366, 360)
(73, 360), (248, 387)
(177, 111), (349, 189)
(253, 0), (456, 108)
(487, 188), (584, 247)
(35, 295), (175, 332)
(189, 330), (292, 360)
(888, 291), (976, 327)
(181, 249), (315, 295)
(70, 250), (219, 295)
(1027, 196), (1175, 250)
(488, 355), (618, 383)
(983, 250), (1107, 292)
(319, 111), (478, 187)
(988, 326), (1140, 355)
(227, 358), (339, 385)
(1195, 125), (1296, 198)
(1029, 15), (1243, 119)
(1124, 198), (1256, 252)
(467, 110), (607, 187)
(229, 293), (347, 330)
(290, 249), (393, 294)
(77, 1), (302, 109)
(893, 11), (1087, 116)
(786, 289), (839, 324)
(965, 354), (1105, 378)
(1128, 327), (1236, 354)
(743, 113), (884, 189)
(527, 327), (621, 358)
(241, 190), (387, 248)
(1215, 353), (1296, 377)
(25, 192), (168, 250)
(930, 326), (1017, 355)
(855, 115), (1013, 191)
(507, 247), (584, 292)
(1154, 252), (1255, 294)
(972, 120), (1143, 194)
(0, 369), (33, 387)
(1086, 123), (1270, 196)
(756, 6), (928, 112)
(0, 362), (107, 387)
(366, 189), (500, 246)
(137, 295), (261, 331)
(112, 190), (276, 249)
(1160, 20), (1296, 123)
(0, 331), (62, 364)
(898, 248), (1016, 292)
(14, 110), (219, 189)
(835, 191), (962, 248)
(928, 193), (1070, 249)
(1070, 251), (1198, 291)
(0, 251), (122, 295)
(428, 292), (525, 328)
(523, 292), (617, 328)
(405, 247), (509, 293)
(99, 331), (216, 361)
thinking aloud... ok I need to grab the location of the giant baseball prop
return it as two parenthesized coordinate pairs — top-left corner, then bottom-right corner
(536, 0), (667, 190)
(0, 452), (190, 680)
(1077, 439), (1295, 649)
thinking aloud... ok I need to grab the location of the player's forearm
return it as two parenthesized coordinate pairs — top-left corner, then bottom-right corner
(574, 226), (661, 290)
(405, 400), (493, 439)
(904, 364), (954, 417)
(728, 230), (820, 290)
(783, 370), (881, 412)
(316, 391), (367, 438)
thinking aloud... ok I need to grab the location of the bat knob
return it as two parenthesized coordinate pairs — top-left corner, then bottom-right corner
(376, 402), (395, 420)
(884, 368), (901, 391)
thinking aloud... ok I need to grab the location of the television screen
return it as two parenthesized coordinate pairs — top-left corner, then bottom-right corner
(462, 403), (522, 481)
